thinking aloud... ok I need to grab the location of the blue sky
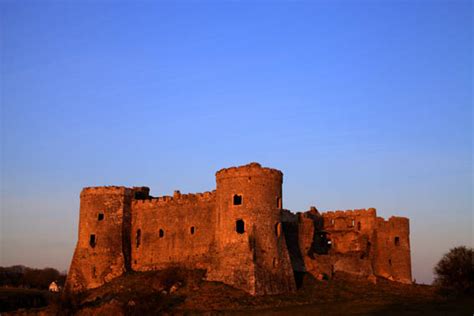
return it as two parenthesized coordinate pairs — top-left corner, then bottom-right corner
(1, 0), (471, 284)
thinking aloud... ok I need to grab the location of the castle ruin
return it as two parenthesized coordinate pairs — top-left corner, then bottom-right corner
(66, 163), (412, 295)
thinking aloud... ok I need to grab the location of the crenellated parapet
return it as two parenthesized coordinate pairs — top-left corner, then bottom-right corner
(376, 216), (410, 227)
(131, 190), (216, 207)
(80, 186), (133, 197)
(322, 208), (377, 218)
(216, 162), (283, 182)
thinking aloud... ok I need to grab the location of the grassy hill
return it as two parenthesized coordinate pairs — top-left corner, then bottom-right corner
(5, 268), (473, 315)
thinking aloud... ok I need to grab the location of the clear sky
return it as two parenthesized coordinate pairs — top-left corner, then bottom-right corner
(0, 0), (471, 284)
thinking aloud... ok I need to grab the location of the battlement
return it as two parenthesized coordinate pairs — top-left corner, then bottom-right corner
(80, 186), (133, 196)
(216, 162), (283, 181)
(377, 216), (410, 228)
(322, 208), (377, 218)
(131, 190), (216, 207)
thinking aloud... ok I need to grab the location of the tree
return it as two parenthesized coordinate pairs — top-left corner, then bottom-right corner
(0, 266), (66, 289)
(433, 246), (474, 296)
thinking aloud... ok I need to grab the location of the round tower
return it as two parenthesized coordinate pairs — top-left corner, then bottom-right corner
(211, 163), (295, 295)
(65, 186), (133, 293)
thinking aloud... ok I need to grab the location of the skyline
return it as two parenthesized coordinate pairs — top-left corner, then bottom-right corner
(1, 0), (472, 284)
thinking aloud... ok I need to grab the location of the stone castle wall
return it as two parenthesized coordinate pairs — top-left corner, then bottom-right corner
(287, 207), (412, 284)
(66, 187), (133, 293)
(207, 163), (295, 295)
(374, 216), (412, 283)
(66, 163), (412, 295)
(131, 191), (216, 271)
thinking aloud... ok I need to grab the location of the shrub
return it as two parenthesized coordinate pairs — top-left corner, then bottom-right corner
(0, 266), (66, 290)
(433, 246), (474, 297)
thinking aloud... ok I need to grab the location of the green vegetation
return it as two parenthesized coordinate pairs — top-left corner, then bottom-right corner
(3, 264), (474, 314)
(0, 265), (65, 312)
(54, 269), (472, 315)
(433, 246), (474, 297)
(0, 288), (50, 312)
(0, 265), (66, 289)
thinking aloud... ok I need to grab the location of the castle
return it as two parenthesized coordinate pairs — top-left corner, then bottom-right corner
(66, 163), (412, 295)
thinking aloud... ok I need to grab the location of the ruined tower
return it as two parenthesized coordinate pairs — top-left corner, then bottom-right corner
(208, 163), (296, 295)
(65, 187), (133, 292)
(374, 216), (412, 283)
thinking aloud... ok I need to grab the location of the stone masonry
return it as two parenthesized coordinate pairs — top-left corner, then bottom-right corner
(65, 163), (412, 295)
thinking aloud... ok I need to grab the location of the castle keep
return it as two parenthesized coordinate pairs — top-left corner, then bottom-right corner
(66, 163), (412, 295)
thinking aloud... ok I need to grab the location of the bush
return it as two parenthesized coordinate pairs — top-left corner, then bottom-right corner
(0, 266), (66, 290)
(433, 246), (474, 297)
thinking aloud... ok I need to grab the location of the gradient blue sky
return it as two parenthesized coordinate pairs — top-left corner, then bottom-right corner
(1, 0), (472, 284)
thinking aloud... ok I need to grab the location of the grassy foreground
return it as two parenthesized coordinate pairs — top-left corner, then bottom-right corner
(3, 268), (473, 315)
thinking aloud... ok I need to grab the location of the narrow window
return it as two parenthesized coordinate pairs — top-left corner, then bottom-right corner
(89, 234), (96, 248)
(236, 219), (245, 234)
(331, 219), (335, 225)
(98, 213), (104, 221)
(92, 266), (96, 278)
(159, 229), (164, 238)
(233, 194), (242, 205)
(190, 226), (195, 235)
(389, 259), (392, 266)
(357, 222), (361, 231)
(277, 197), (282, 208)
(275, 222), (281, 237)
(351, 219), (355, 227)
(136, 229), (141, 248)
(394, 236), (400, 246)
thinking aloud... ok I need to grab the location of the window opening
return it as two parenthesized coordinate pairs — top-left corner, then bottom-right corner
(159, 229), (164, 238)
(394, 236), (400, 246)
(236, 219), (245, 234)
(136, 229), (141, 248)
(233, 194), (242, 205)
(98, 213), (104, 221)
(89, 234), (96, 248)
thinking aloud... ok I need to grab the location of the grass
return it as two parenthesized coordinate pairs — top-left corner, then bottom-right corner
(0, 287), (51, 312)
(5, 270), (473, 315)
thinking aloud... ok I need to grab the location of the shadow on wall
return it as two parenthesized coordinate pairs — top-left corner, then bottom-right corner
(282, 220), (303, 288)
